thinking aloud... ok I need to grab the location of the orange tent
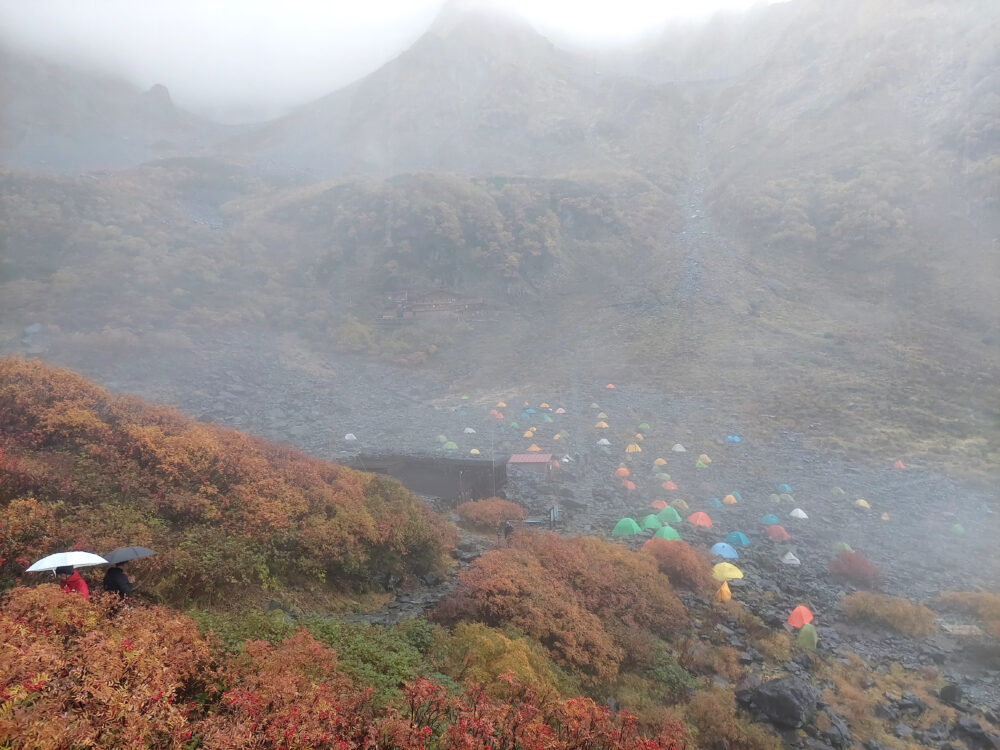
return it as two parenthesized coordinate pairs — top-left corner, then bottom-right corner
(595, 421), (609, 429)
(723, 494), (738, 505)
(716, 581), (732, 603)
(496, 401), (507, 408)
(615, 467), (631, 477)
(787, 605), (814, 628)
(765, 525), (791, 541)
(622, 480), (637, 491)
(662, 480), (678, 491)
(893, 460), (906, 469)
(606, 383), (615, 389)
(688, 511), (713, 528)
(650, 500), (668, 510)
(654, 457), (667, 466)
(527, 444), (541, 453)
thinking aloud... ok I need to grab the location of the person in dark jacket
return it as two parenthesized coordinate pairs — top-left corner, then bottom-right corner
(102, 561), (134, 597)
(56, 566), (89, 599)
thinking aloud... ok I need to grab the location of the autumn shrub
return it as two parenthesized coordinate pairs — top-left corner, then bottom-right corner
(0, 358), (456, 602)
(432, 548), (624, 684)
(843, 591), (937, 637)
(938, 591), (1000, 638)
(0, 585), (217, 748)
(675, 638), (743, 681)
(828, 550), (881, 588)
(640, 538), (714, 591)
(432, 622), (573, 698)
(516, 533), (688, 645)
(455, 496), (525, 530)
(684, 685), (782, 750)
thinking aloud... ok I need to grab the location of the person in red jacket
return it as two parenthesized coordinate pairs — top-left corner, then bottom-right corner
(56, 565), (89, 599)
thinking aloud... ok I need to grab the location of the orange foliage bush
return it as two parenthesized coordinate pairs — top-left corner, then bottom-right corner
(433, 548), (623, 683)
(455, 496), (525, 529)
(0, 358), (456, 602)
(0, 585), (690, 749)
(641, 539), (714, 591)
(843, 592), (937, 637)
(938, 591), (1000, 637)
(829, 550), (881, 588)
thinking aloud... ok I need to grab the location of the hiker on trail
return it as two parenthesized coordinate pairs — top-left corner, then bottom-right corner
(103, 561), (135, 597)
(501, 519), (515, 546)
(56, 566), (89, 599)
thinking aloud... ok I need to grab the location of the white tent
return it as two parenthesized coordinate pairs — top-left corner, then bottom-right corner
(789, 508), (809, 519)
(671, 443), (687, 453)
(781, 551), (801, 566)
(464, 427), (477, 434)
(344, 433), (357, 441)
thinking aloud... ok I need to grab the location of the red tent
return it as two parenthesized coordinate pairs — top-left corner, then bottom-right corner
(650, 500), (668, 510)
(687, 511), (713, 528)
(622, 480), (637, 491)
(615, 467), (630, 477)
(662, 480), (678, 491)
(765, 525), (791, 541)
(893, 460), (906, 469)
(787, 605), (814, 628)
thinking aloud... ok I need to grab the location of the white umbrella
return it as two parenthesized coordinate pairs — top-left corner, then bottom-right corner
(26, 551), (108, 572)
(104, 546), (157, 564)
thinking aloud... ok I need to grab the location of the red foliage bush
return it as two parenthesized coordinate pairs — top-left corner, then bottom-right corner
(0, 585), (690, 749)
(0, 358), (456, 601)
(829, 550), (881, 588)
(455, 496), (525, 529)
(641, 539), (714, 591)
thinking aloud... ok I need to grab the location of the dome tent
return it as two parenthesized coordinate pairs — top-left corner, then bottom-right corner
(711, 542), (739, 559)
(641, 514), (663, 531)
(712, 563), (743, 581)
(650, 500), (668, 510)
(797, 622), (818, 651)
(652, 525), (682, 541)
(766, 525), (791, 541)
(761, 513), (780, 525)
(789, 508), (809, 519)
(687, 511), (713, 528)
(612, 517), (642, 536)
(725, 531), (750, 547)
(787, 606), (814, 628)
(657, 506), (683, 524)
(442, 441), (459, 451)
(344, 433), (357, 441)
(781, 551), (801, 565)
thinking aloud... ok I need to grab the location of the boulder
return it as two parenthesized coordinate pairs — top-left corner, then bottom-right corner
(746, 676), (820, 728)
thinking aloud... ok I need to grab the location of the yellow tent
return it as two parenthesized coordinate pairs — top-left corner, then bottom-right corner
(597, 412), (608, 420)
(527, 444), (541, 453)
(523, 430), (534, 438)
(698, 453), (711, 463)
(712, 563), (744, 582)
(553, 433), (562, 440)
(634, 433), (644, 441)
(654, 457), (667, 466)
(855, 498), (871, 509)
(626, 443), (642, 453)
(496, 401), (507, 408)
(723, 494), (738, 505)
(469, 448), (481, 455)
(716, 581), (732, 603)
(595, 421), (609, 429)
(539, 402), (550, 408)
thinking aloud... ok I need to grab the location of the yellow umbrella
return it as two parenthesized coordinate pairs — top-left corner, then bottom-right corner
(712, 563), (744, 582)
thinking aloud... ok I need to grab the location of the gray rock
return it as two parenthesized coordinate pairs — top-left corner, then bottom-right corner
(822, 708), (852, 749)
(746, 676), (820, 728)
(894, 724), (913, 739)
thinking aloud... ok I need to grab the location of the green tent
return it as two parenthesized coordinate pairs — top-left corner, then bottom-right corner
(654, 472), (671, 482)
(612, 517), (643, 536)
(652, 525), (681, 540)
(696, 460), (709, 469)
(769, 493), (781, 504)
(951, 523), (965, 535)
(641, 514), (663, 531)
(542, 414), (554, 423)
(831, 541), (853, 553)
(442, 441), (459, 451)
(657, 506), (682, 524)
(797, 622), (818, 651)
(637, 422), (651, 431)
(779, 493), (794, 503)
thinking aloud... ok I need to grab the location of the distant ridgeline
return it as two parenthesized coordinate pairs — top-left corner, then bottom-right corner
(0, 357), (456, 603)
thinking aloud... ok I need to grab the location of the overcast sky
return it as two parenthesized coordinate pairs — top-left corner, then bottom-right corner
(0, 0), (783, 122)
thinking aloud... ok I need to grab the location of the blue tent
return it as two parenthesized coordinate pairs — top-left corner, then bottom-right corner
(709, 498), (724, 508)
(761, 513), (780, 525)
(725, 531), (751, 547)
(711, 542), (740, 559)
(778, 483), (792, 494)
(726, 435), (741, 443)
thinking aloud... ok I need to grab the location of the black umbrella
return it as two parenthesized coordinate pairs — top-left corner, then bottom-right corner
(104, 546), (157, 564)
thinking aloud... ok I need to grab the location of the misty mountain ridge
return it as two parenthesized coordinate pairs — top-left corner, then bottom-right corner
(1, 0), (998, 473)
